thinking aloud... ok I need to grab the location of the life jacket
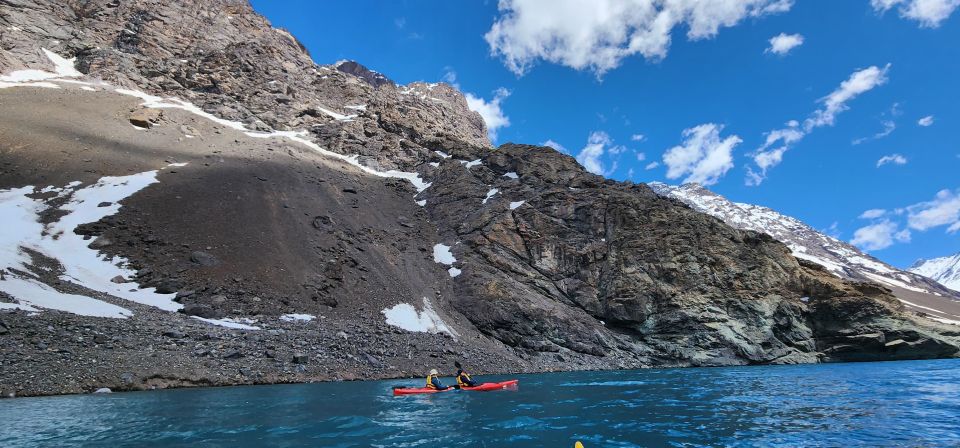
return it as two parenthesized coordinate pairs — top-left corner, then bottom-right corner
(426, 374), (440, 389)
(456, 369), (473, 386)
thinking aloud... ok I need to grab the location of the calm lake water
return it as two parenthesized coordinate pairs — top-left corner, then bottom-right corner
(2, 359), (958, 447)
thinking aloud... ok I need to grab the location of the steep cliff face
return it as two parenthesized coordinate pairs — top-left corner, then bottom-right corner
(421, 144), (960, 365)
(0, 0), (958, 397)
(0, 0), (490, 165)
(649, 182), (960, 326)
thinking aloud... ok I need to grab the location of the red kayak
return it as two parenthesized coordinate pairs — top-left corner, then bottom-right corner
(393, 380), (519, 396)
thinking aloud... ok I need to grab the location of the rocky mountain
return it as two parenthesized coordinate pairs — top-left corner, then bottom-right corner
(911, 253), (960, 295)
(1, 0), (958, 397)
(650, 183), (960, 321)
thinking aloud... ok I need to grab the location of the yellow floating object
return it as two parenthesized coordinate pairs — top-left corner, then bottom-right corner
(575, 442), (584, 448)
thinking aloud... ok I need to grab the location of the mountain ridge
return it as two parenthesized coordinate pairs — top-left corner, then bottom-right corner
(910, 253), (960, 294)
(649, 182), (960, 300)
(0, 0), (958, 397)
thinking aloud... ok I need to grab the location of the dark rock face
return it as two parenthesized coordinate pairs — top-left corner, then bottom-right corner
(420, 144), (960, 365)
(0, 0), (957, 399)
(335, 61), (393, 88)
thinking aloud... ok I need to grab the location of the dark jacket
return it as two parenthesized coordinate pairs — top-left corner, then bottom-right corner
(456, 369), (477, 387)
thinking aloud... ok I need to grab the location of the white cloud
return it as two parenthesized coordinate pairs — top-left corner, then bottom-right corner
(572, 132), (628, 176)
(745, 121), (803, 186)
(747, 65), (890, 185)
(877, 154), (908, 167)
(766, 32), (804, 55)
(850, 220), (911, 251)
(871, 0), (960, 28)
(441, 68), (458, 85)
(465, 88), (511, 142)
(860, 208), (887, 219)
(907, 188), (960, 231)
(636, 152), (647, 161)
(918, 115), (935, 126)
(542, 139), (569, 153)
(852, 120), (896, 145)
(608, 143), (628, 155)
(645, 161), (660, 170)
(856, 188), (960, 249)
(576, 131), (617, 176)
(805, 64), (891, 130)
(663, 123), (741, 186)
(485, 0), (794, 76)
(824, 222), (842, 238)
(631, 133), (646, 142)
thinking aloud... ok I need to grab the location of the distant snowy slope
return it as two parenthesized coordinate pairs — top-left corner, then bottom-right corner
(649, 182), (960, 300)
(910, 253), (960, 293)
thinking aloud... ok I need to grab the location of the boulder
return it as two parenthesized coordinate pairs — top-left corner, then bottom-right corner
(190, 251), (220, 267)
(180, 304), (223, 319)
(129, 108), (162, 128)
(162, 330), (186, 339)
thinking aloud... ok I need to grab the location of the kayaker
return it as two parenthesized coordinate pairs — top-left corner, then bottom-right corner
(454, 361), (477, 388)
(425, 369), (451, 390)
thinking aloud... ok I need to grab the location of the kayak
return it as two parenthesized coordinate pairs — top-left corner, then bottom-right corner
(393, 379), (519, 396)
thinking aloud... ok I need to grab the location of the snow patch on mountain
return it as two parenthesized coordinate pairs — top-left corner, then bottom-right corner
(192, 316), (260, 330)
(910, 253), (960, 293)
(382, 297), (456, 336)
(0, 166), (186, 317)
(0, 48), (81, 83)
(483, 188), (499, 204)
(280, 313), (316, 322)
(433, 244), (456, 265)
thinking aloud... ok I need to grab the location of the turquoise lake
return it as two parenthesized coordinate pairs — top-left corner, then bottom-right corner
(2, 359), (958, 447)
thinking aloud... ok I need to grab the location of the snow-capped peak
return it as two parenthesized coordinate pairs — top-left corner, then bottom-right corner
(910, 253), (960, 293)
(649, 182), (959, 300)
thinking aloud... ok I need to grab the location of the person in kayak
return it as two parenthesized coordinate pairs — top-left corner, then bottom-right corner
(454, 361), (477, 388)
(426, 369), (451, 390)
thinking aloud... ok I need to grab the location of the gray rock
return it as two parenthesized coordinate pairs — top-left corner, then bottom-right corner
(162, 330), (186, 339)
(190, 251), (220, 267)
(361, 352), (382, 367)
(154, 280), (181, 294)
(180, 304), (223, 319)
(93, 388), (112, 394)
(88, 237), (113, 249)
(292, 353), (309, 364)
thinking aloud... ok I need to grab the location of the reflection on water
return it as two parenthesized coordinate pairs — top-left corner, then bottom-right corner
(1, 359), (959, 447)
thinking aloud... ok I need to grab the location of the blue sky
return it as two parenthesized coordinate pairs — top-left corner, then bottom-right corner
(250, 0), (960, 268)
